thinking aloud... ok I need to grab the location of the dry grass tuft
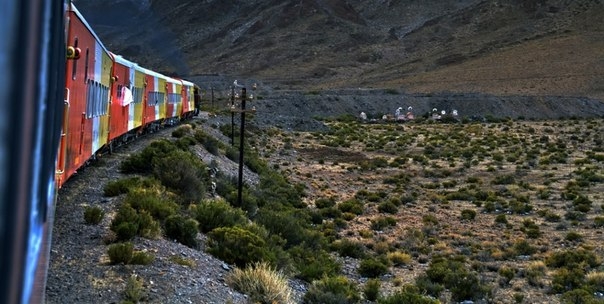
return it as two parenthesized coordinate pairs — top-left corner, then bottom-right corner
(226, 262), (293, 304)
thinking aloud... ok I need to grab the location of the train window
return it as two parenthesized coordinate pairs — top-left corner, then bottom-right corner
(71, 38), (78, 80)
(147, 91), (165, 106)
(168, 93), (181, 104)
(84, 48), (89, 82)
(133, 87), (143, 104)
(85, 80), (109, 118)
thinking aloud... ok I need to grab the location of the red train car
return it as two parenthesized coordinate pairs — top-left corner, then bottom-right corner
(57, 3), (112, 187)
(108, 53), (145, 146)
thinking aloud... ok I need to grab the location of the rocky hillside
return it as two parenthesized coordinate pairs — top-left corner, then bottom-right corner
(75, 0), (603, 98)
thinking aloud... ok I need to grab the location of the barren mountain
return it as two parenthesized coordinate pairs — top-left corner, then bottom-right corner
(75, 0), (603, 100)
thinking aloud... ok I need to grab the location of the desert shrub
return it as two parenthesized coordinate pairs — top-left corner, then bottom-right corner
(586, 271), (604, 291)
(573, 195), (592, 213)
(389, 251), (413, 266)
(371, 216), (397, 231)
(123, 274), (145, 303)
(422, 214), (439, 225)
(108, 242), (133, 264)
(193, 129), (223, 155)
(207, 225), (271, 267)
(130, 251), (155, 265)
(378, 284), (439, 304)
(103, 177), (143, 197)
(164, 215), (199, 248)
(424, 255), (488, 301)
(171, 125), (191, 138)
(460, 209), (477, 220)
(498, 266), (516, 286)
(565, 210), (587, 221)
(226, 262), (292, 304)
(153, 149), (206, 204)
(513, 239), (537, 256)
(120, 139), (178, 173)
(358, 257), (390, 278)
(315, 197), (337, 209)
(594, 216), (604, 228)
(415, 274), (445, 297)
(84, 206), (104, 225)
(331, 239), (366, 259)
(509, 199), (533, 214)
(192, 198), (247, 233)
(303, 276), (360, 304)
(524, 261), (547, 287)
(546, 249), (600, 269)
(110, 204), (140, 241)
(495, 214), (508, 224)
(289, 246), (341, 282)
(565, 231), (583, 242)
(363, 279), (380, 301)
(560, 289), (599, 304)
(552, 268), (586, 293)
(492, 174), (515, 185)
(124, 189), (178, 221)
(137, 210), (161, 239)
(378, 201), (399, 214)
(255, 208), (312, 249)
(338, 199), (364, 215)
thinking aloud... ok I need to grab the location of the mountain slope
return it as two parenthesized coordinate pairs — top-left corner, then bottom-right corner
(75, 0), (604, 99)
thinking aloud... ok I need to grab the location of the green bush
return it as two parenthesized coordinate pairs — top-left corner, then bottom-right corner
(303, 276), (360, 304)
(153, 149), (206, 204)
(164, 215), (199, 248)
(460, 209), (477, 220)
(424, 256), (488, 301)
(552, 268), (586, 293)
(193, 198), (248, 233)
(315, 197), (337, 209)
(363, 279), (381, 302)
(338, 199), (364, 215)
(370, 216), (397, 231)
(137, 210), (161, 239)
(358, 257), (389, 278)
(130, 251), (155, 265)
(378, 201), (399, 214)
(110, 204), (139, 241)
(108, 242), (133, 264)
(331, 239), (366, 259)
(125, 189), (178, 221)
(379, 284), (439, 304)
(84, 206), (104, 225)
(546, 249), (600, 269)
(289, 246), (341, 282)
(120, 139), (178, 174)
(103, 177), (142, 197)
(207, 226), (271, 267)
(255, 208), (311, 249)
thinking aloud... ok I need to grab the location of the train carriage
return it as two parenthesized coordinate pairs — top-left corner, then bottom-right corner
(108, 53), (144, 144)
(139, 67), (168, 130)
(181, 79), (196, 118)
(165, 77), (183, 125)
(57, 3), (112, 187)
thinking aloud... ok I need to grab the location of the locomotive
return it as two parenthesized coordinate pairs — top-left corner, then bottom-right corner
(0, 1), (200, 303)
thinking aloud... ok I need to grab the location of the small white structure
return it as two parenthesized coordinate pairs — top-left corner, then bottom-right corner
(359, 112), (367, 121)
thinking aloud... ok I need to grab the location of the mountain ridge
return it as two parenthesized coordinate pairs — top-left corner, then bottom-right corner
(74, 0), (604, 100)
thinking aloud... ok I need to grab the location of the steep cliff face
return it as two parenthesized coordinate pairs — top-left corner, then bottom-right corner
(75, 0), (604, 99)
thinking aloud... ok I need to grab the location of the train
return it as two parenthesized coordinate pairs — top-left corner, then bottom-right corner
(0, 1), (201, 303)
(59, 3), (201, 187)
